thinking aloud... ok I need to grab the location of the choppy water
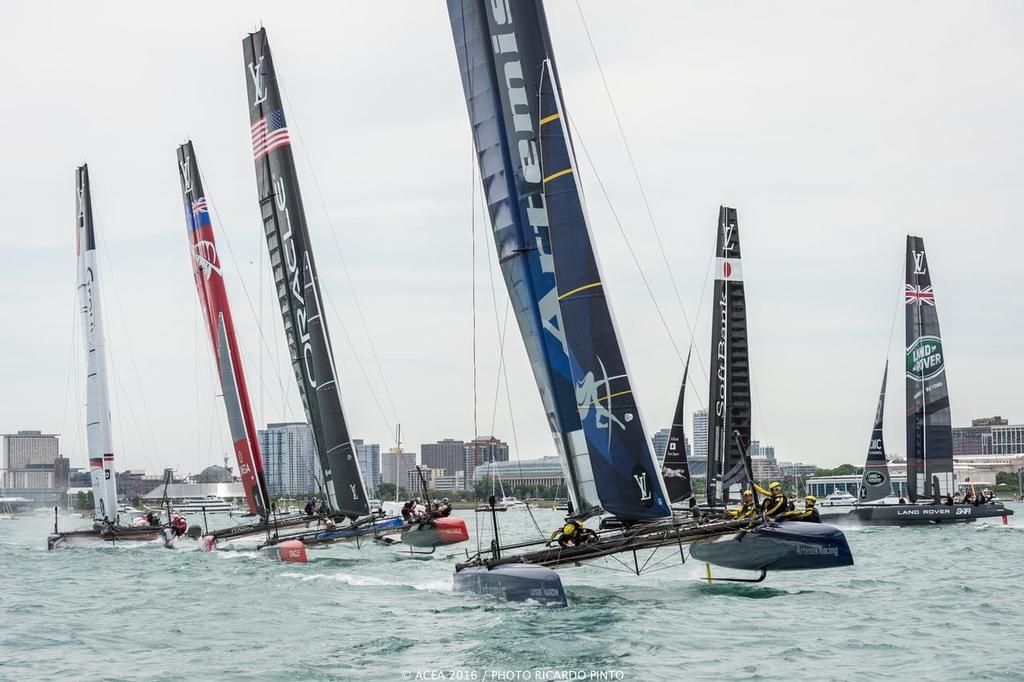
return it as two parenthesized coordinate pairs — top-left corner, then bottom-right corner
(1, 505), (1022, 681)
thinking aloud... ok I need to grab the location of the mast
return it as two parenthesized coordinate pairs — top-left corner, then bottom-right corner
(705, 207), (751, 505)
(76, 165), (119, 524)
(176, 141), (271, 518)
(537, 58), (669, 519)
(242, 29), (368, 519)
(663, 349), (694, 504)
(858, 362), (891, 503)
(904, 236), (953, 502)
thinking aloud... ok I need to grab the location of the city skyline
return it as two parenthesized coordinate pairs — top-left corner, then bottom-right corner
(2, 2), (1020, 475)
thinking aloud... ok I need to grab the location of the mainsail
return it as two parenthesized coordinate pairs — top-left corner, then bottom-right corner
(76, 165), (119, 523)
(242, 29), (368, 518)
(663, 350), (694, 504)
(176, 141), (270, 517)
(537, 60), (669, 519)
(705, 207), (752, 504)
(904, 235), (953, 501)
(858, 362), (891, 503)
(447, 0), (597, 515)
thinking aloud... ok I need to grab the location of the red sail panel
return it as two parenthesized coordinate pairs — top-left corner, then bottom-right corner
(176, 141), (270, 517)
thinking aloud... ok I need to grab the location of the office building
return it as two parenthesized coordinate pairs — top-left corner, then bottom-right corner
(381, 448), (417, 493)
(692, 410), (708, 460)
(258, 422), (317, 497)
(353, 439), (381, 493)
(2, 430), (60, 488)
(473, 456), (565, 488)
(421, 438), (466, 477)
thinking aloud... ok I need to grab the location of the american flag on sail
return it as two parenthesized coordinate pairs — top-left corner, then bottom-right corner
(252, 109), (290, 160)
(905, 284), (935, 305)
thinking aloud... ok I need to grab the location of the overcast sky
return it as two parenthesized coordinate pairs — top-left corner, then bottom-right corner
(1, 1), (1021, 477)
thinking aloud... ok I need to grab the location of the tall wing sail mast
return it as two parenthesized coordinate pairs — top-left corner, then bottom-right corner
(859, 362), (891, 503)
(537, 59), (670, 519)
(663, 349), (694, 504)
(242, 29), (368, 519)
(705, 207), (751, 505)
(76, 165), (119, 523)
(905, 236), (953, 501)
(176, 141), (271, 518)
(447, 0), (599, 515)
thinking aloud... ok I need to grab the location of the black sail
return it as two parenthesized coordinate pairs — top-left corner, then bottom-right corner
(663, 349), (693, 504)
(904, 236), (953, 502)
(705, 207), (751, 504)
(859, 363), (891, 503)
(242, 29), (368, 518)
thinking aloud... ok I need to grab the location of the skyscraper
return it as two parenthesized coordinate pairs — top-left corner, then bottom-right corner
(2, 430), (60, 488)
(651, 428), (671, 465)
(258, 422), (317, 497)
(353, 439), (381, 494)
(692, 410), (709, 461)
(464, 436), (509, 490)
(380, 448), (417, 494)
(421, 438), (466, 476)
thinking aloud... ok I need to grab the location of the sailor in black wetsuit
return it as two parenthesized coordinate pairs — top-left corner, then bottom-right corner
(754, 481), (788, 518)
(783, 496), (820, 523)
(435, 498), (452, 518)
(401, 501), (414, 521)
(304, 499), (316, 516)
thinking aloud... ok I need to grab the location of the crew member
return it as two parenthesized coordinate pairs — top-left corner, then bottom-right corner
(783, 496), (821, 523)
(435, 498), (452, 518)
(304, 498), (316, 516)
(171, 515), (188, 537)
(727, 490), (757, 519)
(546, 520), (597, 548)
(401, 500), (414, 521)
(754, 481), (789, 518)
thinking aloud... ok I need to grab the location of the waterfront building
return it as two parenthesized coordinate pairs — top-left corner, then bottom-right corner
(651, 428), (669, 464)
(353, 439), (381, 493)
(407, 467), (446, 493)
(433, 471), (465, 492)
(473, 456), (565, 488)
(692, 410), (708, 461)
(465, 437), (509, 488)
(421, 438), (466, 477)
(258, 422), (317, 497)
(2, 430), (60, 488)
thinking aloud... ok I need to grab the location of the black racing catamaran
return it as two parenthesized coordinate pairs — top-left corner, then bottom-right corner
(446, 1), (851, 605)
(820, 236), (1012, 526)
(688, 208), (853, 572)
(240, 28), (467, 557)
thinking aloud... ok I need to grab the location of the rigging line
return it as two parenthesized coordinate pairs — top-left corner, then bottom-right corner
(885, 247), (905, 362)
(574, 1), (710, 390)
(198, 166), (297, 423)
(278, 83), (402, 429)
(61, 290), (80, 464)
(472, 136), (479, 442)
(68, 289), (86, 466)
(194, 291), (202, 475)
(320, 286), (394, 437)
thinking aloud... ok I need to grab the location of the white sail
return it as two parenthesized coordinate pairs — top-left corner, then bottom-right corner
(76, 165), (118, 524)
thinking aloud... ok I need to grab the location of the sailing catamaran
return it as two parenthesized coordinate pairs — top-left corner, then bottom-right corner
(819, 236), (1013, 526)
(239, 28), (467, 556)
(48, 166), (165, 549)
(686, 207), (853, 571)
(446, 1), (851, 605)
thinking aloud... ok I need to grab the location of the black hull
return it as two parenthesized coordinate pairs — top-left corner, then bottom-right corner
(690, 521), (854, 571)
(453, 564), (567, 606)
(819, 502), (1013, 527)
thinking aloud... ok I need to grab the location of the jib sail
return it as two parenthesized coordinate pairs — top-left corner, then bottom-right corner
(242, 29), (368, 518)
(176, 141), (271, 518)
(663, 350), (694, 504)
(904, 236), (953, 501)
(859, 363), (891, 503)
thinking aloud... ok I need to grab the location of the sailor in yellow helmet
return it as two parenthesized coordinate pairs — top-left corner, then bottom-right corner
(753, 481), (789, 518)
(783, 495), (821, 523)
(727, 489), (757, 519)
(546, 519), (598, 548)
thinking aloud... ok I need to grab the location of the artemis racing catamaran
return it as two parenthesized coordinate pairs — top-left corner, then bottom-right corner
(239, 28), (467, 558)
(818, 237), (1013, 526)
(446, 1), (851, 606)
(48, 166), (165, 549)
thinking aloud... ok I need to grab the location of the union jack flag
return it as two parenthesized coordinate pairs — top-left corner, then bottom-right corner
(191, 197), (208, 215)
(905, 284), (935, 305)
(252, 109), (290, 160)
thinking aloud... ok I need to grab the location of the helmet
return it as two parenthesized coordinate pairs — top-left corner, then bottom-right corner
(805, 496), (817, 506)
(563, 523), (578, 535)
(442, 498), (450, 504)
(769, 481), (782, 492)
(742, 489), (753, 498)
(415, 497), (422, 503)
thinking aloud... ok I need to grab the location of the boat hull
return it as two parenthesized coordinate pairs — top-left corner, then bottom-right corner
(258, 539), (308, 563)
(819, 502), (1013, 527)
(690, 521), (854, 571)
(453, 563), (567, 606)
(401, 517), (470, 548)
(46, 526), (163, 550)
